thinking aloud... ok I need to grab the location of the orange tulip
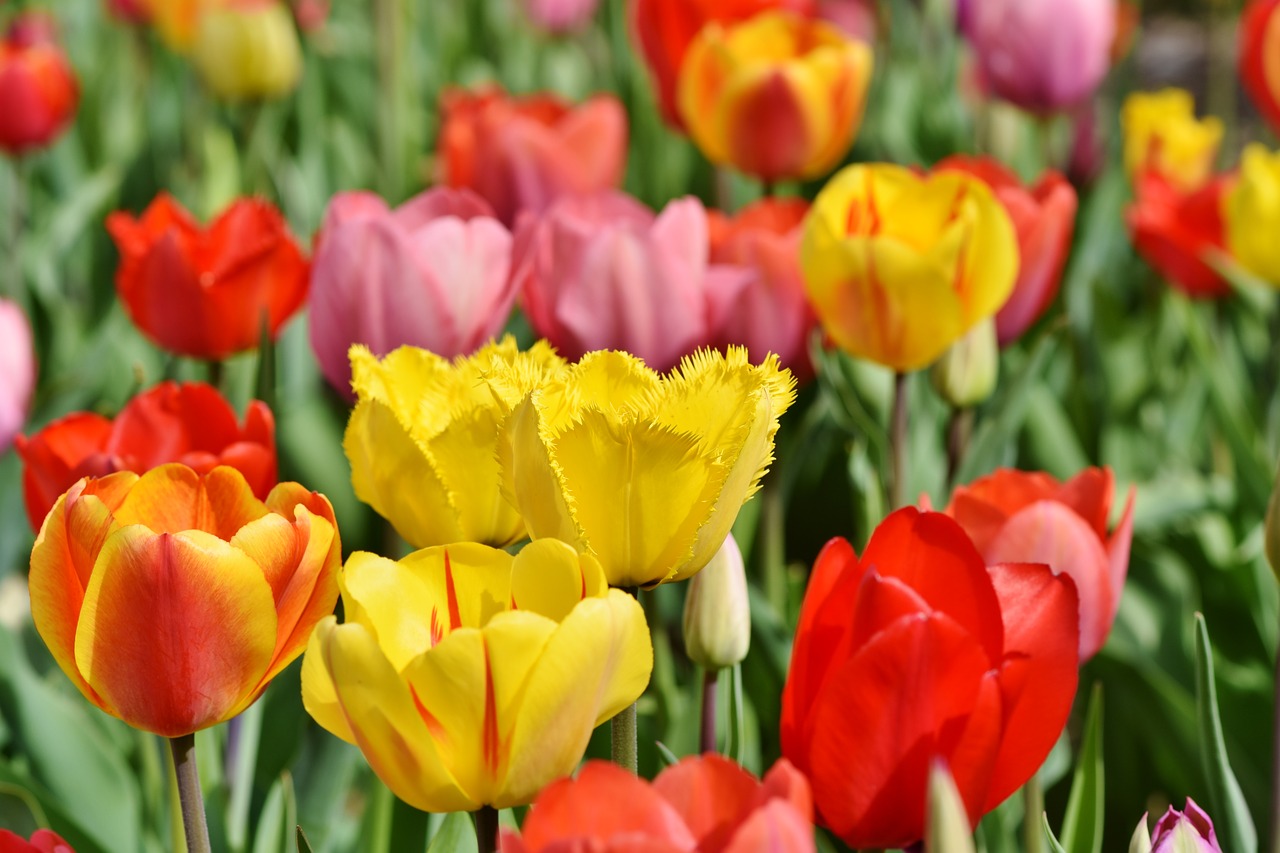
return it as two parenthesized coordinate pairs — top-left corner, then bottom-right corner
(29, 464), (340, 737)
(1241, 0), (1280, 137)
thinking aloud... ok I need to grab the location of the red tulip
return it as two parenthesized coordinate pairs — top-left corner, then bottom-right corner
(0, 12), (79, 155)
(937, 156), (1078, 345)
(944, 467), (1135, 661)
(0, 829), (74, 853)
(15, 381), (276, 532)
(781, 507), (1079, 849)
(106, 0), (151, 23)
(436, 86), (627, 226)
(1240, 0), (1280, 137)
(1126, 172), (1233, 298)
(106, 194), (310, 359)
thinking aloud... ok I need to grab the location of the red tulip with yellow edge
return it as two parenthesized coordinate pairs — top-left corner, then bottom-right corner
(801, 163), (1019, 372)
(1120, 89), (1223, 193)
(677, 11), (873, 183)
(1241, 0), (1280, 138)
(29, 463), (340, 738)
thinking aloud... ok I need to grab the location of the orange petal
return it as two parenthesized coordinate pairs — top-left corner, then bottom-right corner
(111, 464), (267, 539)
(653, 754), (758, 847)
(74, 526), (277, 736)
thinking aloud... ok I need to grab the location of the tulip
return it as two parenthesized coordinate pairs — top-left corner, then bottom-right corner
(149, 0), (205, 49)
(0, 13), (79, 155)
(1240, 0), (1280, 138)
(106, 194), (309, 360)
(802, 163), (1019, 372)
(309, 188), (517, 396)
(1225, 144), (1280, 287)
(683, 534), (750, 670)
(29, 464), (340, 737)
(512, 191), (730, 371)
(707, 197), (817, 377)
(290, 0), (328, 31)
(1130, 799), (1223, 853)
(0, 830), (74, 853)
(1121, 89), (1223, 194)
(0, 299), (35, 457)
(436, 86), (627, 226)
(504, 347), (796, 589)
(936, 156), (1077, 345)
(522, 0), (599, 32)
(500, 755), (815, 852)
(107, 0), (152, 23)
(629, 0), (816, 128)
(191, 0), (303, 101)
(15, 381), (276, 532)
(781, 507), (1080, 849)
(344, 338), (566, 549)
(301, 539), (652, 811)
(944, 467), (1134, 661)
(960, 0), (1115, 114)
(1127, 172), (1232, 299)
(677, 11), (873, 183)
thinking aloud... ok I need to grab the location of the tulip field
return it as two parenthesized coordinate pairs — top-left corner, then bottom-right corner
(5, 0), (1280, 851)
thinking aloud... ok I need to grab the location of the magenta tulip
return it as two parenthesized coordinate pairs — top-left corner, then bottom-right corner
(308, 188), (516, 396)
(521, 0), (600, 31)
(0, 299), (35, 455)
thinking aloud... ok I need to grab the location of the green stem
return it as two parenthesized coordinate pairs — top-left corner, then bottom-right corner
(700, 669), (718, 754)
(1023, 774), (1046, 853)
(474, 805), (499, 853)
(890, 371), (910, 508)
(5, 158), (25, 301)
(945, 406), (973, 490)
(375, 0), (404, 199)
(611, 585), (640, 773)
(169, 734), (212, 853)
(762, 473), (786, 617)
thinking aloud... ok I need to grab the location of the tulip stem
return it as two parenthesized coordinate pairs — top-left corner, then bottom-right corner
(474, 805), (499, 853)
(700, 668), (719, 754)
(945, 406), (973, 489)
(1023, 774), (1046, 853)
(612, 586), (640, 774)
(169, 734), (212, 853)
(890, 371), (910, 508)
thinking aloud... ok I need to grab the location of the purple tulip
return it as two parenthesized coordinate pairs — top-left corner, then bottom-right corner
(0, 299), (35, 454)
(1132, 799), (1223, 853)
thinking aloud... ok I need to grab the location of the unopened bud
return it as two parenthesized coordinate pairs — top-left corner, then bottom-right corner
(1129, 815), (1152, 853)
(682, 534), (750, 670)
(193, 1), (303, 102)
(930, 318), (998, 408)
(925, 761), (975, 853)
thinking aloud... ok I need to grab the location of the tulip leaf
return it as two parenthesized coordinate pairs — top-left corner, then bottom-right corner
(1059, 684), (1103, 853)
(1193, 613), (1258, 853)
(426, 811), (478, 853)
(251, 774), (294, 853)
(1042, 814), (1068, 853)
(295, 826), (314, 853)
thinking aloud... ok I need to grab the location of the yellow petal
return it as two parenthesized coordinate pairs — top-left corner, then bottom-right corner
(300, 616), (355, 744)
(510, 539), (607, 622)
(501, 396), (584, 550)
(425, 406), (526, 546)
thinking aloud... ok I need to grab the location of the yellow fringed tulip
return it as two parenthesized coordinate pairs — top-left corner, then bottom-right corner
(502, 347), (796, 589)
(1121, 89), (1223, 192)
(301, 538), (652, 812)
(344, 338), (567, 548)
(191, 0), (303, 101)
(1225, 144), (1280, 286)
(801, 164), (1018, 372)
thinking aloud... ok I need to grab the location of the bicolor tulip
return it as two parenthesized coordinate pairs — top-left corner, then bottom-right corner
(1121, 89), (1223, 193)
(944, 467), (1134, 661)
(436, 86), (627, 226)
(682, 534), (751, 670)
(0, 299), (35, 457)
(1240, 0), (1280, 138)
(937, 157), (1077, 345)
(960, 0), (1115, 114)
(106, 194), (309, 359)
(1225, 144), (1280, 287)
(0, 13), (79, 155)
(0, 829), (74, 853)
(301, 539), (652, 811)
(344, 338), (566, 548)
(192, 0), (303, 101)
(781, 507), (1080, 849)
(677, 11), (873, 182)
(512, 192), (730, 371)
(308, 188), (516, 396)
(522, 0), (599, 31)
(15, 381), (276, 532)
(1127, 172), (1232, 298)
(149, 0), (205, 49)
(29, 464), (341, 737)
(801, 163), (1019, 372)
(1131, 799), (1222, 853)
(503, 348), (795, 589)
(500, 755), (815, 852)
(707, 197), (817, 378)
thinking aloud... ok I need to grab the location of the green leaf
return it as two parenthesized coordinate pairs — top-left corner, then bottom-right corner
(426, 811), (478, 853)
(1193, 613), (1258, 853)
(1042, 814), (1068, 853)
(295, 826), (314, 853)
(1059, 684), (1104, 853)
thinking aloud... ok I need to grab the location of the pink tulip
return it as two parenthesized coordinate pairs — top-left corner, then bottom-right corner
(0, 299), (35, 454)
(308, 188), (517, 396)
(512, 191), (732, 371)
(961, 0), (1115, 113)
(707, 197), (817, 379)
(1148, 799), (1222, 853)
(521, 0), (600, 32)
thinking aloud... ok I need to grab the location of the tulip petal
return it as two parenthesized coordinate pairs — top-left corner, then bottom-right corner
(503, 396), (584, 549)
(427, 406), (526, 546)
(653, 754), (759, 847)
(111, 464), (267, 539)
(74, 526), (277, 736)
(511, 538), (606, 622)
(1106, 487), (1136, 616)
(300, 615), (355, 744)
(721, 799), (816, 853)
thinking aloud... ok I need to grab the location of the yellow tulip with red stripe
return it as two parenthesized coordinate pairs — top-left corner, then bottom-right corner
(802, 163), (1019, 372)
(677, 11), (873, 182)
(1225, 144), (1280, 287)
(29, 464), (340, 738)
(1120, 89), (1223, 192)
(301, 539), (652, 811)
(502, 347), (796, 590)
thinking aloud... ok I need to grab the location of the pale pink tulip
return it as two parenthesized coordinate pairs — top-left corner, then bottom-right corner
(512, 191), (728, 371)
(521, 0), (600, 32)
(0, 299), (35, 454)
(308, 188), (516, 396)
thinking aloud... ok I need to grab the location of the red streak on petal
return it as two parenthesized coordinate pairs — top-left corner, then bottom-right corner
(430, 608), (443, 647)
(444, 548), (462, 632)
(481, 640), (502, 774)
(409, 683), (448, 743)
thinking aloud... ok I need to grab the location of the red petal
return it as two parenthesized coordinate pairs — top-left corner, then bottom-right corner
(653, 754), (758, 850)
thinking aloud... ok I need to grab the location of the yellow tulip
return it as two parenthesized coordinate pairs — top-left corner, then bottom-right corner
(301, 538), (652, 811)
(1121, 89), (1223, 193)
(191, 0), (303, 101)
(344, 337), (567, 549)
(149, 0), (206, 51)
(801, 164), (1019, 372)
(677, 11), (874, 183)
(1225, 144), (1280, 287)
(502, 347), (796, 589)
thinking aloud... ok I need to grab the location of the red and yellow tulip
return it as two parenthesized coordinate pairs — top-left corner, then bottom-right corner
(1121, 89), (1223, 193)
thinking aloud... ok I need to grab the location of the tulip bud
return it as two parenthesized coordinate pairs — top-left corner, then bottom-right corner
(1130, 816), (1152, 853)
(192, 0), (303, 101)
(682, 534), (750, 670)
(930, 319), (998, 408)
(1146, 799), (1223, 852)
(925, 762), (976, 853)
